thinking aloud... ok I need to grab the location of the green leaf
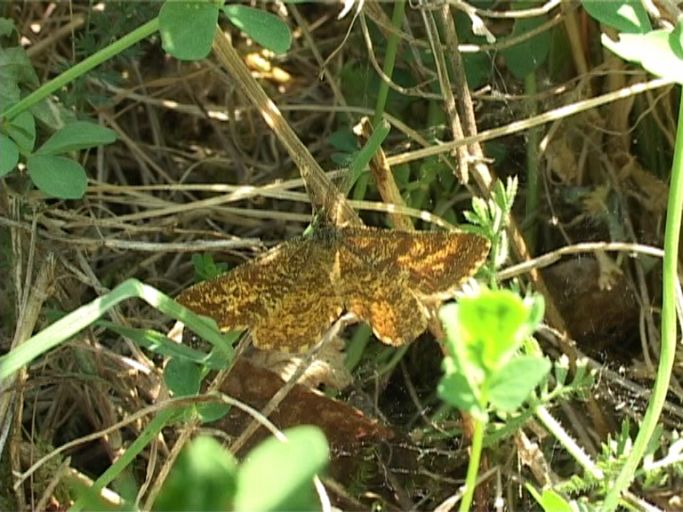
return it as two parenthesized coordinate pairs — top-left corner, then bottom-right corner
(0, 75), (20, 106)
(463, 52), (492, 90)
(0, 45), (38, 114)
(223, 5), (292, 54)
(234, 426), (329, 511)
(488, 356), (551, 412)
(501, 17), (551, 80)
(539, 491), (574, 512)
(582, 0), (651, 34)
(153, 436), (237, 511)
(463, 210), (479, 226)
(327, 126), (358, 165)
(35, 121), (117, 155)
(204, 335), (237, 367)
(0, 134), (19, 176)
(27, 154), (87, 199)
(331, 151), (356, 167)
(7, 110), (36, 151)
(439, 290), (546, 414)
(0, 17), (15, 37)
(458, 290), (530, 371)
(191, 253), (228, 281)
(671, 21), (683, 59)
(526, 485), (575, 512)
(30, 98), (78, 131)
(164, 358), (202, 397)
(453, 10), (493, 88)
(97, 320), (230, 368)
(438, 367), (485, 419)
(159, 1), (220, 61)
(602, 29), (683, 84)
(0, 46), (39, 89)
(473, 196), (489, 222)
(328, 128), (358, 153)
(196, 401), (231, 423)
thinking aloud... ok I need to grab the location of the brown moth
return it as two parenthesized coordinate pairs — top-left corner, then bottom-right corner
(177, 226), (490, 352)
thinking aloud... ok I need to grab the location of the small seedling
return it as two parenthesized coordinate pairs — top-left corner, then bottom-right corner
(438, 289), (549, 511)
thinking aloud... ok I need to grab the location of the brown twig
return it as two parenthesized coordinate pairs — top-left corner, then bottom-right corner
(357, 118), (414, 231)
(211, 30), (361, 227)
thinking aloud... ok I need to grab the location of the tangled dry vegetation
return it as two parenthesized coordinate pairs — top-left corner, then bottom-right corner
(1, 1), (682, 511)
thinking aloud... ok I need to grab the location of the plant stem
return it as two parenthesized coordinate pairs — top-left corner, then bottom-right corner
(459, 417), (485, 512)
(603, 91), (683, 510)
(372, 0), (406, 128)
(69, 408), (176, 511)
(377, 344), (410, 378)
(535, 405), (603, 480)
(344, 324), (372, 371)
(0, 18), (160, 121)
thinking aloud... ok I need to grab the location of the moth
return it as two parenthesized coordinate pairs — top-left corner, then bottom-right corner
(177, 226), (490, 352)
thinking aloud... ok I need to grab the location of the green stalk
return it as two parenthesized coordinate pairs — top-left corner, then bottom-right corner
(603, 92), (683, 510)
(344, 324), (372, 372)
(69, 408), (176, 512)
(352, 1), (406, 203)
(1, 18), (160, 121)
(347, 118), (391, 190)
(371, 0), (406, 128)
(377, 344), (410, 378)
(459, 417), (485, 512)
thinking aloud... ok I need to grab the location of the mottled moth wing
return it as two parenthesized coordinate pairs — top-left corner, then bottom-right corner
(176, 240), (306, 331)
(337, 244), (429, 346)
(250, 239), (343, 352)
(338, 227), (490, 298)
